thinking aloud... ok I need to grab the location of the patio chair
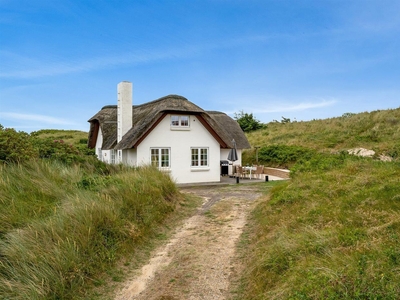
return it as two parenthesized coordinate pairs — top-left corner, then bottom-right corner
(253, 165), (264, 179)
(235, 166), (249, 178)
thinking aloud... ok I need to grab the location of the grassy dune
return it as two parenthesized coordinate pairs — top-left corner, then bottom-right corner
(236, 107), (400, 299)
(244, 108), (400, 165)
(0, 161), (195, 299)
(31, 129), (89, 146)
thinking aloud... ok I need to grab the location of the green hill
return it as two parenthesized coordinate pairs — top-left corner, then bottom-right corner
(31, 129), (89, 147)
(235, 108), (400, 299)
(0, 126), (93, 164)
(242, 107), (400, 167)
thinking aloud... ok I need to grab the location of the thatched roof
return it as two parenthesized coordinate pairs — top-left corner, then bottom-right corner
(88, 95), (250, 150)
(204, 111), (250, 149)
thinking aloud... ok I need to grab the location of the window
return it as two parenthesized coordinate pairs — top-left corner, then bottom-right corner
(191, 148), (208, 167)
(180, 116), (189, 126)
(171, 115), (189, 128)
(110, 150), (116, 164)
(151, 148), (170, 168)
(171, 115), (179, 126)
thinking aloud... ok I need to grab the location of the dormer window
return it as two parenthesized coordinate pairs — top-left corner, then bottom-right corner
(171, 115), (189, 129)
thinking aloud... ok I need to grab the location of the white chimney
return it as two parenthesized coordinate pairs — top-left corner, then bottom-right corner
(117, 81), (133, 143)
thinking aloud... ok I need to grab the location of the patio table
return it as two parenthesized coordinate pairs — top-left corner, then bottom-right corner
(244, 166), (256, 179)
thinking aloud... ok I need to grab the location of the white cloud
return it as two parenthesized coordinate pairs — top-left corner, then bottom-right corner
(0, 35), (272, 79)
(0, 112), (74, 125)
(253, 99), (337, 113)
(225, 98), (337, 115)
(0, 49), (185, 79)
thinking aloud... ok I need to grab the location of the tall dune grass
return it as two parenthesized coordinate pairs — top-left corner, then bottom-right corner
(0, 161), (181, 299)
(0, 162), (81, 236)
(236, 155), (400, 299)
(237, 107), (400, 299)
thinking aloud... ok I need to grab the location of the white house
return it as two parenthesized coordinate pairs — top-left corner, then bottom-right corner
(88, 81), (251, 184)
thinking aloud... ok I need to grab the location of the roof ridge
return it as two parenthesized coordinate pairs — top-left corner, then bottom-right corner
(101, 94), (190, 111)
(136, 95), (190, 108)
(206, 110), (226, 114)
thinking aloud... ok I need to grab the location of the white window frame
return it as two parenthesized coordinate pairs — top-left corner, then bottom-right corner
(110, 149), (116, 164)
(171, 115), (190, 129)
(151, 148), (171, 168)
(191, 147), (209, 167)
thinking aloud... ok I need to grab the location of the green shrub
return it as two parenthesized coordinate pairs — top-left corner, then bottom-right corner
(0, 125), (37, 162)
(35, 138), (85, 164)
(255, 145), (315, 168)
(0, 125), (95, 165)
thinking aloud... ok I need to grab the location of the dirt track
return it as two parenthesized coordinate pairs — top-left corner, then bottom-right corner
(115, 184), (262, 300)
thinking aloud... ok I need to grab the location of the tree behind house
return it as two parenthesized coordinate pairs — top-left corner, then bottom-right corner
(234, 110), (265, 132)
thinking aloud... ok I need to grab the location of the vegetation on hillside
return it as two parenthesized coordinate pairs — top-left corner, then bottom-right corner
(235, 107), (400, 299)
(0, 125), (198, 299)
(244, 107), (400, 166)
(0, 126), (94, 164)
(31, 129), (89, 146)
(236, 154), (400, 299)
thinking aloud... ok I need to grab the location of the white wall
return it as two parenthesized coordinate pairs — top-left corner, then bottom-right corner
(95, 127), (104, 161)
(136, 114), (221, 184)
(95, 114), (246, 183)
(126, 148), (137, 166)
(95, 127), (112, 163)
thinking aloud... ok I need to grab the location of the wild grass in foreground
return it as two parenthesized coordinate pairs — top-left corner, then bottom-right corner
(235, 154), (400, 299)
(0, 161), (194, 299)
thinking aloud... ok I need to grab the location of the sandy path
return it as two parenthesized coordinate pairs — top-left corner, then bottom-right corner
(115, 185), (261, 300)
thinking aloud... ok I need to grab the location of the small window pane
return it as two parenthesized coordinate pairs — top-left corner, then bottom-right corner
(171, 116), (179, 126)
(200, 148), (208, 166)
(180, 116), (189, 127)
(191, 148), (198, 166)
(161, 148), (170, 167)
(151, 149), (159, 167)
(111, 150), (116, 164)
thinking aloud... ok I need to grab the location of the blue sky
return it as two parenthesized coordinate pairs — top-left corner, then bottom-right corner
(0, 0), (399, 132)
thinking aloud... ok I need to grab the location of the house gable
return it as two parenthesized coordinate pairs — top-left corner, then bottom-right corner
(135, 113), (221, 183)
(88, 95), (250, 151)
